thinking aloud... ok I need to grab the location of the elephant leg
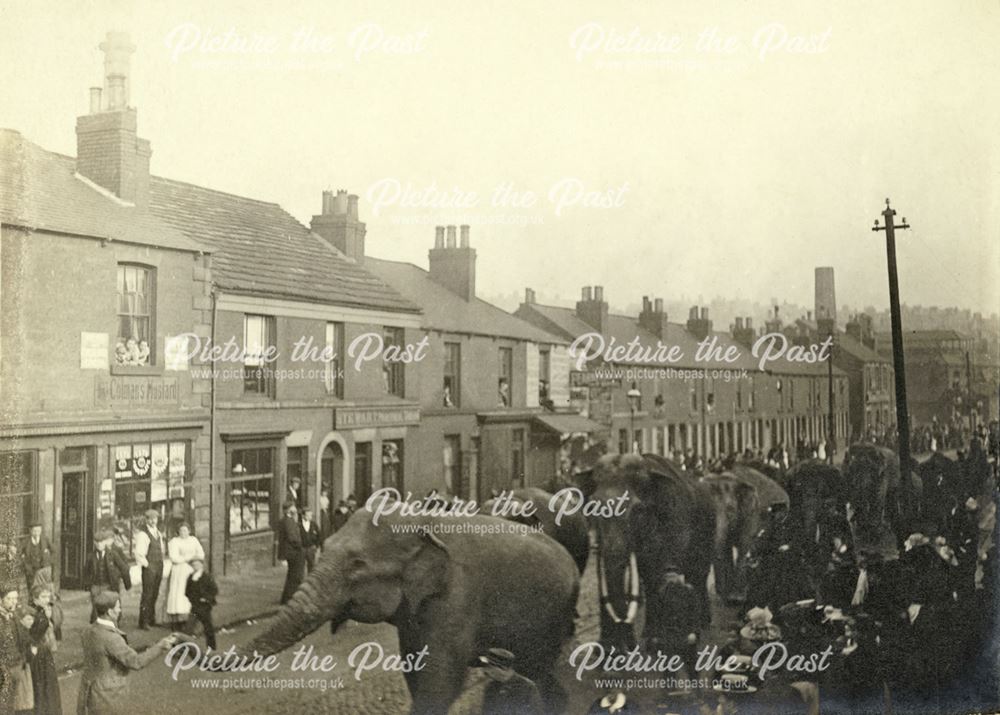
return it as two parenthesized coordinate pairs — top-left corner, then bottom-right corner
(599, 610), (636, 652)
(404, 650), (468, 715)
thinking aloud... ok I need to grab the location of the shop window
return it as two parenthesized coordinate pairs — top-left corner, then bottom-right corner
(383, 327), (405, 397)
(115, 264), (155, 366)
(498, 347), (513, 407)
(325, 322), (345, 398)
(0, 451), (36, 544)
(382, 440), (403, 492)
(244, 314), (276, 397)
(443, 342), (460, 407)
(443, 436), (461, 494)
(114, 442), (189, 554)
(228, 447), (275, 535)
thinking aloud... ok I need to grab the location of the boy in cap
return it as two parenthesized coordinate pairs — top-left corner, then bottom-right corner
(479, 647), (545, 715)
(184, 557), (218, 649)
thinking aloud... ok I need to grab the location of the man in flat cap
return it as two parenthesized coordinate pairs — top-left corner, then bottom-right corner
(478, 647), (545, 715)
(133, 509), (166, 630)
(77, 591), (176, 714)
(22, 522), (53, 590)
(82, 532), (131, 624)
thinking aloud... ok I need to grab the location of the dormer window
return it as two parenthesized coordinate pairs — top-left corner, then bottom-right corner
(115, 264), (155, 366)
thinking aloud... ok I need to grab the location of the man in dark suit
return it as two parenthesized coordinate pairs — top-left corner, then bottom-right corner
(285, 477), (304, 510)
(77, 591), (175, 714)
(82, 531), (131, 624)
(331, 500), (351, 533)
(300, 508), (322, 574)
(133, 509), (166, 630)
(22, 522), (53, 589)
(277, 503), (304, 604)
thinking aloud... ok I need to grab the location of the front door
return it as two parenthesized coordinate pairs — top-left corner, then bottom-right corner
(60, 468), (90, 589)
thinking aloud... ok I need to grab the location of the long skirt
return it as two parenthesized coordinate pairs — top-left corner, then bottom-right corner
(30, 647), (61, 715)
(166, 561), (193, 619)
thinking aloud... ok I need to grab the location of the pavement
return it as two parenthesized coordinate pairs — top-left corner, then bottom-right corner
(55, 563), (287, 674)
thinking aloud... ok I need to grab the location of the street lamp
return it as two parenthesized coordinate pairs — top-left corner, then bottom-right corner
(627, 383), (642, 454)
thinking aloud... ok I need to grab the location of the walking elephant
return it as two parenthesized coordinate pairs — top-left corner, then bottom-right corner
(483, 487), (590, 573)
(844, 443), (922, 547)
(575, 453), (716, 651)
(234, 511), (579, 715)
(701, 473), (762, 604)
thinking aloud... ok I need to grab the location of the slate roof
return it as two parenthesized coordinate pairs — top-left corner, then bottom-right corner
(364, 257), (566, 343)
(519, 302), (842, 376)
(836, 332), (889, 363)
(149, 177), (418, 312)
(0, 129), (418, 313)
(0, 129), (204, 253)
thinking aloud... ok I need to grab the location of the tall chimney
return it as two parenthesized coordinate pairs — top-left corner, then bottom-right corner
(639, 295), (669, 339)
(311, 187), (367, 262)
(76, 32), (150, 207)
(576, 285), (608, 334)
(428, 225), (476, 300)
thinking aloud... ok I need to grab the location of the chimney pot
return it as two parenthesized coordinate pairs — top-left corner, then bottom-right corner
(89, 87), (103, 114)
(654, 298), (663, 313)
(689, 306), (698, 320)
(460, 224), (470, 247)
(446, 225), (457, 248)
(736, 317), (744, 329)
(582, 286), (592, 301)
(594, 286), (604, 301)
(700, 307), (709, 321)
(321, 190), (333, 214)
(746, 317), (753, 329)
(525, 287), (535, 304)
(107, 74), (126, 110)
(347, 194), (359, 219)
(434, 226), (445, 248)
(333, 190), (348, 214)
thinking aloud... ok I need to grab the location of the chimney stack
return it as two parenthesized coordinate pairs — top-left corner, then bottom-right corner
(639, 295), (670, 339)
(686, 305), (713, 340)
(76, 32), (150, 207)
(524, 287), (536, 304)
(311, 187), (367, 262)
(732, 315), (754, 346)
(576, 285), (608, 334)
(428, 225), (476, 301)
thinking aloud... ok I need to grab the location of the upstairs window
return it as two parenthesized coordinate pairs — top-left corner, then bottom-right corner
(498, 347), (513, 407)
(538, 349), (551, 402)
(383, 327), (405, 397)
(325, 322), (345, 398)
(244, 314), (275, 397)
(443, 342), (460, 407)
(115, 264), (155, 366)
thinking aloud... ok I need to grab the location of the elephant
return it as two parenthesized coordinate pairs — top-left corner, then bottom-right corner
(916, 451), (964, 531)
(236, 510), (579, 715)
(483, 487), (590, 573)
(575, 453), (716, 652)
(727, 464), (790, 510)
(700, 472), (762, 604)
(843, 443), (922, 548)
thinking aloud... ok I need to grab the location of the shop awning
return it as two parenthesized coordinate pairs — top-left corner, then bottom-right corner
(533, 413), (604, 436)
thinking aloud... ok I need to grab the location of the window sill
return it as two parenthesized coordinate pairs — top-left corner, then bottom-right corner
(111, 365), (164, 377)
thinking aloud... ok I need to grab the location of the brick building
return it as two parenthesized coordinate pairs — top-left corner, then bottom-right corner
(366, 226), (594, 500)
(0, 35), (214, 589)
(515, 289), (849, 460)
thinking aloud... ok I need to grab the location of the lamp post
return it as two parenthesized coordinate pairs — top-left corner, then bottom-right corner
(627, 383), (642, 454)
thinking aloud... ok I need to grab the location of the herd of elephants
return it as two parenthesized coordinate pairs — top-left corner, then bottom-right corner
(226, 443), (997, 714)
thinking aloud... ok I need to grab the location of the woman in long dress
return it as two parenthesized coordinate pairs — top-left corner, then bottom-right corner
(166, 523), (204, 627)
(28, 584), (61, 715)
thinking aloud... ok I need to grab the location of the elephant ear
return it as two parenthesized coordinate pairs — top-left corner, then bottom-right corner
(401, 530), (450, 613)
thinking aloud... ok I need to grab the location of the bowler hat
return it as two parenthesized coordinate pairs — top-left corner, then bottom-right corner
(144, 509), (159, 519)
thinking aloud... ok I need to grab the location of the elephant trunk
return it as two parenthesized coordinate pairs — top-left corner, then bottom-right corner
(243, 555), (348, 658)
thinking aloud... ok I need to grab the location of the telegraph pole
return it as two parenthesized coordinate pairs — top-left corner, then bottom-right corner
(872, 199), (912, 475)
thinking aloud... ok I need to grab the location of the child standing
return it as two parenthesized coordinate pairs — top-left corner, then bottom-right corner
(184, 558), (218, 650)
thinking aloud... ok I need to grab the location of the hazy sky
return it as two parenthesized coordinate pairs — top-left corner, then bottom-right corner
(2, 0), (997, 315)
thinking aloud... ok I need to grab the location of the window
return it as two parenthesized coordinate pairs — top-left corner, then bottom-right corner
(354, 443), (372, 504)
(498, 347), (513, 407)
(618, 429), (629, 454)
(706, 378), (715, 412)
(539, 349), (551, 402)
(228, 447), (274, 534)
(114, 442), (188, 552)
(789, 380), (794, 410)
(689, 381), (698, 412)
(115, 264), (154, 366)
(443, 342), (461, 407)
(736, 381), (743, 410)
(443, 436), (461, 494)
(748, 376), (756, 410)
(325, 322), (345, 398)
(511, 429), (525, 487)
(244, 314), (275, 397)
(382, 440), (404, 492)
(0, 451), (36, 543)
(776, 379), (784, 409)
(383, 327), (405, 397)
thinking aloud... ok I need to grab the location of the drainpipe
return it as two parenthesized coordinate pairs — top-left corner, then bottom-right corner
(209, 288), (218, 573)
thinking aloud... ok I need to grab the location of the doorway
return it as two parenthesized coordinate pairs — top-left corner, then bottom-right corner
(59, 448), (93, 589)
(320, 442), (345, 506)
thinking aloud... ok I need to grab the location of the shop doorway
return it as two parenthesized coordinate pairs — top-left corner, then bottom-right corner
(59, 448), (93, 589)
(320, 442), (345, 506)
